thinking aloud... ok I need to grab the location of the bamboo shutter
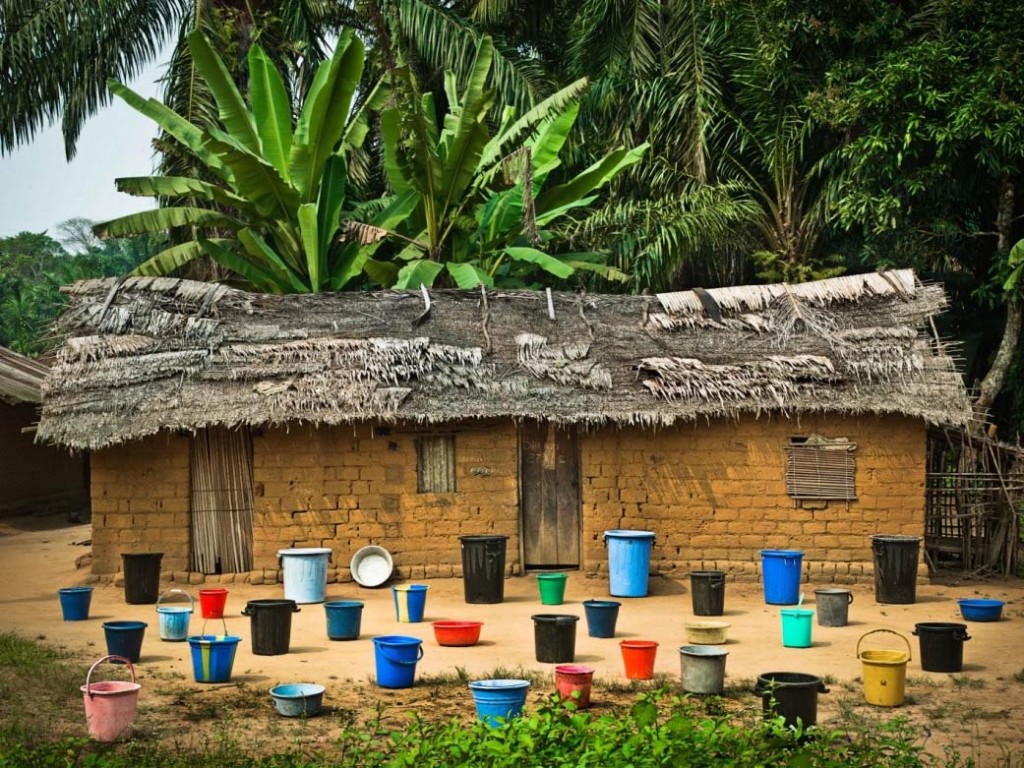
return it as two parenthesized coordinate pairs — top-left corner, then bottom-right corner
(417, 435), (456, 493)
(190, 427), (255, 573)
(785, 436), (857, 501)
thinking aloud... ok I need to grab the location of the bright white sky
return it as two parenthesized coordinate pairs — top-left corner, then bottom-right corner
(0, 59), (165, 239)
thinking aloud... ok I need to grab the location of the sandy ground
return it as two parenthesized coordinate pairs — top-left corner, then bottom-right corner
(2, 512), (1024, 764)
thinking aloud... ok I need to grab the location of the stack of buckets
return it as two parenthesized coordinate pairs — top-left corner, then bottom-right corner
(188, 587), (239, 683)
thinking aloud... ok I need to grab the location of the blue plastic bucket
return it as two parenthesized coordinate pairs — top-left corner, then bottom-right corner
(392, 585), (429, 622)
(278, 548), (331, 604)
(188, 635), (241, 683)
(373, 635), (424, 689)
(102, 621), (147, 663)
(156, 589), (194, 641)
(780, 609), (814, 648)
(760, 549), (804, 605)
(603, 530), (656, 597)
(58, 587), (93, 621)
(583, 600), (621, 638)
(468, 679), (530, 727)
(324, 601), (364, 640)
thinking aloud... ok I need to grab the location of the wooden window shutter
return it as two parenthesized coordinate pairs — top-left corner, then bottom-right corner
(417, 435), (456, 493)
(785, 436), (857, 501)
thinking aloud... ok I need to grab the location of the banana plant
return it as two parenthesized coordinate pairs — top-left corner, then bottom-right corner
(380, 36), (649, 289)
(94, 30), (412, 293)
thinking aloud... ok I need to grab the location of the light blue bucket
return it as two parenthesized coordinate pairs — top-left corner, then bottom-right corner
(278, 548), (331, 604)
(156, 589), (193, 642)
(469, 679), (530, 727)
(603, 530), (656, 597)
(780, 609), (814, 648)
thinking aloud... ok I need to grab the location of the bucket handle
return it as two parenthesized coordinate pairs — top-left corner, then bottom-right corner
(201, 617), (229, 637)
(378, 642), (424, 666)
(156, 588), (194, 612)
(911, 627), (972, 643)
(847, 592), (854, 605)
(856, 628), (911, 661)
(85, 655), (136, 697)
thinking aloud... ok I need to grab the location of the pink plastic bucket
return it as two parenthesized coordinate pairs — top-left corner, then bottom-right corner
(80, 656), (141, 742)
(555, 664), (594, 708)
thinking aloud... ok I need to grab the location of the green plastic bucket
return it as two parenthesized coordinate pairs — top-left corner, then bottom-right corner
(537, 573), (568, 605)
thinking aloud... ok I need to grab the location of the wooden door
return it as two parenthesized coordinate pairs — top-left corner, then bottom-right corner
(190, 427), (254, 574)
(520, 421), (580, 568)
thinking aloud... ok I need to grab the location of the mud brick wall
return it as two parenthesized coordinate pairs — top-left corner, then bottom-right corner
(1, 402), (87, 513)
(580, 413), (926, 585)
(89, 432), (190, 575)
(250, 421), (520, 583)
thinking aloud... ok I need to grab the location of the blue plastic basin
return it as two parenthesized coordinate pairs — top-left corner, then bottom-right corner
(957, 598), (1004, 622)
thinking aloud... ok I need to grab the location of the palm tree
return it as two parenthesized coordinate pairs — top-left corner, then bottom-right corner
(0, 1), (358, 161)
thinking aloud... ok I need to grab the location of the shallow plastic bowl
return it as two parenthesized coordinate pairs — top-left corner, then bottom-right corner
(269, 683), (325, 717)
(350, 546), (394, 588)
(684, 620), (730, 645)
(957, 598), (1004, 622)
(433, 620), (483, 646)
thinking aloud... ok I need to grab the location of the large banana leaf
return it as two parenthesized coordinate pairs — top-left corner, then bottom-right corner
(132, 240), (224, 277)
(248, 45), (293, 182)
(236, 229), (308, 293)
(204, 128), (298, 218)
(290, 30), (365, 203)
(115, 176), (253, 211)
(395, 259), (444, 288)
(199, 238), (286, 294)
(316, 153), (347, 268)
(380, 108), (410, 194)
(188, 32), (261, 156)
(503, 246), (574, 278)
(297, 204), (322, 291)
(328, 189), (420, 289)
(535, 144), (649, 215)
(107, 81), (229, 180)
(447, 261), (494, 288)
(95, 207), (240, 238)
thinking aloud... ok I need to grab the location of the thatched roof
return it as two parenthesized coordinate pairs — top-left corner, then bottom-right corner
(38, 269), (970, 450)
(0, 345), (48, 405)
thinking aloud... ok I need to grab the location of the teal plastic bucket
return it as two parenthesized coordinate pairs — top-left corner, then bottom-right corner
(469, 679), (530, 727)
(780, 609), (814, 648)
(760, 549), (804, 605)
(188, 635), (241, 683)
(392, 585), (429, 622)
(373, 635), (424, 688)
(156, 589), (194, 641)
(603, 530), (656, 597)
(58, 587), (93, 621)
(324, 601), (364, 640)
(102, 621), (147, 663)
(278, 548), (331, 604)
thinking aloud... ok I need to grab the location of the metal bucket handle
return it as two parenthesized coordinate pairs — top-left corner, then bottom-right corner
(378, 642), (425, 666)
(201, 617), (229, 637)
(856, 628), (912, 661)
(156, 588), (194, 612)
(85, 655), (136, 696)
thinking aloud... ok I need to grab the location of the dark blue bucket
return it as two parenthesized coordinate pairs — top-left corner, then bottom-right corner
(324, 601), (364, 640)
(583, 599), (621, 638)
(469, 679), (530, 727)
(188, 635), (241, 683)
(760, 549), (804, 605)
(58, 587), (93, 621)
(102, 621), (147, 663)
(373, 635), (423, 689)
(603, 530), (656, 597)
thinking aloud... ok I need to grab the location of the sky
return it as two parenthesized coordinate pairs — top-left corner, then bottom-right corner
(0, 60), (165, 240)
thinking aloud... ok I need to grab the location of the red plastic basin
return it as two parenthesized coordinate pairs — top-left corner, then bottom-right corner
(432, 620), (483, 646)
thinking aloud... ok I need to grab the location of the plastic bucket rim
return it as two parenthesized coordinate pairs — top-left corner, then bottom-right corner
(59, 586), (94, 594)
(602, 529), (655, 539)
(780, 609), (815, 617)
(102, 620), (148, 630)
(620, 640), (659, 649)
(531, 613), (579, 623)
(432, 620), (483, 629)
(392, 584), (429, 592)
(957, 598), (1004, 607)
(859, 649), (909, 664)
(325, 600), (365, 609)
(277, 547), (332, 556)
(270, 683), (326, 698)
(536, 572), (568, 581)
(468, 679), (531, 692)
(760, 549), (804, 557)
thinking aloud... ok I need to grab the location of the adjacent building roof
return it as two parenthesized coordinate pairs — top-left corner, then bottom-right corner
(37, 269), (971, 450)
(0, 345), (48, 404)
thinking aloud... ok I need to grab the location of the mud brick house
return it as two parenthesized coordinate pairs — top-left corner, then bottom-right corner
(0, 346), (87, 516)
(36, 270), (970, 587)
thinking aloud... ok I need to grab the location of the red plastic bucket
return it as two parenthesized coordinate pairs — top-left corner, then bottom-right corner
(555, 664), (594, 708)
(199, 588), (228, 619)
(620, 640), (659, 680)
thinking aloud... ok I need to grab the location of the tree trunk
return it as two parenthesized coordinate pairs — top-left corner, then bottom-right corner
(974, 175), (1019, 420)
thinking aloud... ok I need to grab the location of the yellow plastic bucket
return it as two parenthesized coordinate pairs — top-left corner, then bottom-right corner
(857, 629), (911, 707)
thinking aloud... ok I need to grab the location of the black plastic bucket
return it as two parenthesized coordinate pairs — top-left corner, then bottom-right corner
(755, 672), (829, 729)
(871, 535), (921, 604)
(122, 553), (163, 604)
(690, 571), (726, 616)
(242, 599), (300, 655)
(913, 622), (971, 672)
(460, 535), (508, 604)
(532, 614), (578, 663)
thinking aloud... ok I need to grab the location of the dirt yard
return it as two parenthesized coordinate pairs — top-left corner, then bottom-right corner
(2, 511), (1023, 765)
